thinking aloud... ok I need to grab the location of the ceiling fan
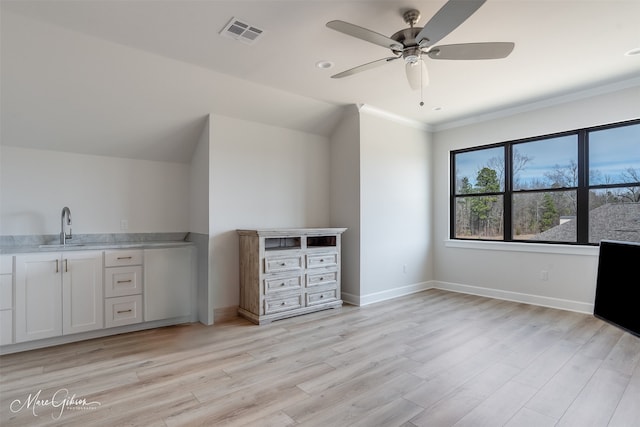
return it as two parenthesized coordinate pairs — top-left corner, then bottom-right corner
(326, 0), (514, 90)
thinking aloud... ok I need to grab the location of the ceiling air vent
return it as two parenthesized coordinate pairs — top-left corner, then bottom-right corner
(220, 17), (264, 45)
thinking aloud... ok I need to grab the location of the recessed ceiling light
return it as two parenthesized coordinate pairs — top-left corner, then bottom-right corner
(316, 60), (334, 69)
(624, 48), (640, 56)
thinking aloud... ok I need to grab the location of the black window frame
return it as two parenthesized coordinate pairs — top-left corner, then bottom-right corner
(450, 118), (640, 246)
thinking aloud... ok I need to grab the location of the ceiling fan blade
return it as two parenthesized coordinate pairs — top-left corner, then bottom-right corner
(406, 60), (429, 90)
(416, 0), (486, 47)
(327, 20), (403, 51)
(331, 56), (401, 79)
(427, 42), (515, 60)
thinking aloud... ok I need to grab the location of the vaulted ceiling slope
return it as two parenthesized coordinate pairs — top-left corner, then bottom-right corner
(1, 1), (639, 163)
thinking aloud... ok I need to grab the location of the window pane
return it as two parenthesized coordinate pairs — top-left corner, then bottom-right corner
(513, 135), (577, 190)
(455, 195), (504, 239)
(513, 191), (577, 242)
(454, 147), (504, 194)
(589, 123), (640, 185)
(589, 187), (640, 244)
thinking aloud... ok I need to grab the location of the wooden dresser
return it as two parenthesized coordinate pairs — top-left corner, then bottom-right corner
(237, 228), (347, 324)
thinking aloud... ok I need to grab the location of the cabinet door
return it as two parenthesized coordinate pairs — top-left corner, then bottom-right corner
(15, 253), (63, 342)
(144, 247), (194, 322)
(62, 251), (104, 335)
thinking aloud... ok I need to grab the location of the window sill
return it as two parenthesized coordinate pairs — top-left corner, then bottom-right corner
(444, 239), (599, 257)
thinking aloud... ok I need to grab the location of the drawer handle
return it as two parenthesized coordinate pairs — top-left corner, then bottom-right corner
(117, 280), (133, 284)
(281, 301), (286, 306)
(55, 259), (59, 273)
(280, 282), (285, 286)
(319, 259), (324, 262)
(320, 277), (324, 281)
(320, 295), (324, 298)
(117, 256), (133, 260)
(117, 309), (133, 314)
(65, 259), (68, 273)
(280, 262), (286, 266)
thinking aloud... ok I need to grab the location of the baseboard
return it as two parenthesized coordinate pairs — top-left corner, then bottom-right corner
(342, 281), (433, 306)
(1, 316), (194, 355)
(214, 306), (239, 323)
(432, 280), (594, 314)
(342, 280), (593, 314)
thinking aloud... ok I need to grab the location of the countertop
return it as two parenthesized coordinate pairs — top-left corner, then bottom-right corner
(0, 233), (194, 255)
(0, 241), (194, 255)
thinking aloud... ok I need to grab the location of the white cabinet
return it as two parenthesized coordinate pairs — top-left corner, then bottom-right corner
(15, 253), (63, 342)
(62, 252), (104, 335)
(0, 256), (14, 345)
(237, 228), (346, 324)
(144, 246), (194, 322)
(15, 251), (103, 343)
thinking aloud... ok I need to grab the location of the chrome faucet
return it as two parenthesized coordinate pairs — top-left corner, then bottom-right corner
(60, 207), (72, 245)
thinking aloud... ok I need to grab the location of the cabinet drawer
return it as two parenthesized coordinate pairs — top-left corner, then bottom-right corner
(264, 294), (302, 314)
(306, 288), (338, 306)
(105, 295), (142, 328)
(264, 275), (302, 294)
(104, 250), (143, 267)
(0, 275), (12, 310)
(307, 253), (338, 269)
(264, 256), (303, 273)
(105, 266), (142, 297)
(306, 271), (337, 287)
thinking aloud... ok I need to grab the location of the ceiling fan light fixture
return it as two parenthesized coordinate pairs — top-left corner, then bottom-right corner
(404, 54), (420, 64)
(403, 47), (422, 64)
(406, 59), (428, 90)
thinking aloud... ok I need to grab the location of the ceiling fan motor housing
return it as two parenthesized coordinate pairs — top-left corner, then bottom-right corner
(391, 26), (425, 63)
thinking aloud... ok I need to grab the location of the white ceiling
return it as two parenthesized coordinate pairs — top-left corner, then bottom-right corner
(1, 0), (639, 162)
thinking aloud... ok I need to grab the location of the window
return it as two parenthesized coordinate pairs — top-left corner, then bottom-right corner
(451, 119), (640, 245)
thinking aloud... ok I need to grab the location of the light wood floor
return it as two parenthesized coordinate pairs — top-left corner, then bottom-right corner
(1, 289), (639, 426)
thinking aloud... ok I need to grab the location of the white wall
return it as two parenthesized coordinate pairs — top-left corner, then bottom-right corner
(432, 85), (640, 312)
(0, 146), (190, 235)
(358, 109), (432, 304)
(188, 117), (214, 324)
(330, 106), (361, 298)
(189, 117), (210, 235)
(209, 114), (332, 309)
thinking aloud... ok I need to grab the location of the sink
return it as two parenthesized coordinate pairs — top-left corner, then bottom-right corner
(39, 243), (86, 248)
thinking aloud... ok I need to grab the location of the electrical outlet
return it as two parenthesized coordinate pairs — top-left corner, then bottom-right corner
(540, 270), (549, 281)
(120, 219), (129, 231)
(403, 264), (407, 274)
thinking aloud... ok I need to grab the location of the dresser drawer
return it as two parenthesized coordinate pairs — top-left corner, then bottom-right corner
(264, 274), (303, 294)
(105, 266), (142, 297)
(104, 250), (143, 267)
(264, 256), (303, 273)
(264, 294), (303, 314)
(307, 271), (337, 287)
(105, 295), (143, 328)
(307, 253), (338, 269)
(306, 288), (338, 306)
